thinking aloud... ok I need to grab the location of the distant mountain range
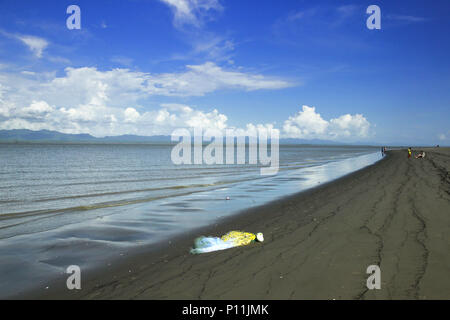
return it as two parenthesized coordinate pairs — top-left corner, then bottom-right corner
(0, 129), (169, 143)
(0, 129), (383, 146)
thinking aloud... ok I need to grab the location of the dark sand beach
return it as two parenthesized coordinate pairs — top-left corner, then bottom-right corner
(19, 148), (450, 300)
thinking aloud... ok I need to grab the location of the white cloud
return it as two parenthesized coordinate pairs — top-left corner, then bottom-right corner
(283, 105), (371, 141)
(0, 63), (290, 136)
(32, 63), (290, 103)
(329, 114), (370, 138)
(21, 100), (54, 116)
(184, 108), (227, 130)
(0, 90), (371, 141)
(124, 107), (140, 123)
(283, 105), (329, 138)
(17, 35), (49, 58)
(158, 1), (235, 65)
(0, 62), (292, 137)
(130, 103), (228, 133)
(240, 123), (278, 138)
(160, 0), (222, 28)
(147, 62), (292, 96)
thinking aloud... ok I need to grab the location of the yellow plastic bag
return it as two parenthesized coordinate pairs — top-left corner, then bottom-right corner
(220, 231), (256, 247)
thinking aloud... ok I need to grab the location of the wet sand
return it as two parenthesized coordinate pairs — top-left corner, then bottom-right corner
(19, 148), (450, 299)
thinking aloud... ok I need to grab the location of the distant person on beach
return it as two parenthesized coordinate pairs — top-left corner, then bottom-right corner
(381, 147), (384, 156)
(415, 151), (426, 159)
(408, 148), (412, 158)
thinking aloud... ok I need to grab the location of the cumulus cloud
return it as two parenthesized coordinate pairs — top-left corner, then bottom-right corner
(0, 100), (230, 137)
(135, 103), (228, 133)
(1, 65), (372, 142)
(160, 0), (222, 28)
(283, 105), (328, 138)
(329, 113), (370, 138)
(124, 107), (140, 123)
(20, 100), (54, 117)
(2, 63), (287, 135)
(0, 81), (274, 138)
(283, 105), (371, 141)
(0, 92), (371, 141)
(0, 63), (289, 127)
(0, 68), (246, 136)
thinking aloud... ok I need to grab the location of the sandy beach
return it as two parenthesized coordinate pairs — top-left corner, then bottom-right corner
(19, 148), (450, 300)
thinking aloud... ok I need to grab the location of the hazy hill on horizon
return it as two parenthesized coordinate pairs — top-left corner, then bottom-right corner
(0, 129), (383, 146)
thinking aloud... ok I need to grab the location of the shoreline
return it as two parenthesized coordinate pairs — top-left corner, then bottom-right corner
(14, 148), (450, 299)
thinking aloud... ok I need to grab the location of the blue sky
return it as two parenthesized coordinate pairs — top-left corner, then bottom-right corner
(0, 0), (449, 145)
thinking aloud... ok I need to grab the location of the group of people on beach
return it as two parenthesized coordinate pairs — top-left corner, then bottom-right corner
(408, 147), (426, 159)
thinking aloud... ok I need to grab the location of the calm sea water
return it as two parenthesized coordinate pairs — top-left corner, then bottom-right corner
(0, 143), (381, 297)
